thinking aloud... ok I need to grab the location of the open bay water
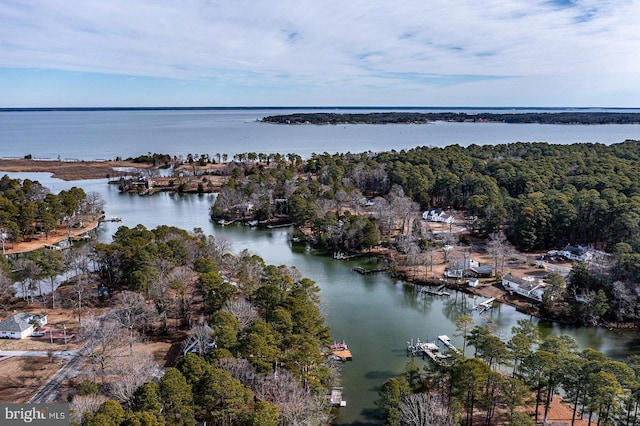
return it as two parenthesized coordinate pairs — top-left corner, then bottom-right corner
(1, 108), (640, 160)
(2, 108), (640, 424)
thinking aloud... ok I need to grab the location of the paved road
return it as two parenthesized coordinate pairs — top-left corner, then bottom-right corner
(28, 313), (111, 404)
(0, 350), (76, 359)
(28, 346), (90, 403)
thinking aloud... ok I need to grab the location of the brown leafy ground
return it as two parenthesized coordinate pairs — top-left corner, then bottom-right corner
(0, 304), (186, 403)
(4, 215), (101, 255)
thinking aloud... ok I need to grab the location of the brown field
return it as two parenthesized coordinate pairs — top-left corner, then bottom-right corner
(0, 158), (153, 181)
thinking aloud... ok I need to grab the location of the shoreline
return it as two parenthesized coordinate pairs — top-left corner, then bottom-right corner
(3, 215), (102, 255)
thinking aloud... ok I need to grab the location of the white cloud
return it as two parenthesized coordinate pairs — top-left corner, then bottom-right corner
(1, 0), (639, 105)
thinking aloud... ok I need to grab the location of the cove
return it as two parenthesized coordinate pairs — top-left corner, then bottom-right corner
(3, 172), (640, 425)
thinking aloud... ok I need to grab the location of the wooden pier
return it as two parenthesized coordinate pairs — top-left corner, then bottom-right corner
(420, 284), (450, 296)
(473, 297), (496, 313)
(352, 266), (389, 275)
(330, 387), (347, 407)
(407, 339), (450, 364)
(331, 342), (353, 361)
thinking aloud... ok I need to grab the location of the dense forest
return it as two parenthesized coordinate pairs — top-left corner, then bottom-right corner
(212, 140), (640, 324)
(262, 112), (640, 125)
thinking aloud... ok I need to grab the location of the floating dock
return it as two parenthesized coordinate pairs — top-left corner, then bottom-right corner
(437, 335), (460, 354)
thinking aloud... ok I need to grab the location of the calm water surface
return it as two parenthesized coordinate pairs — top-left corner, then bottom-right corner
(2, 108), (640, 160)
(3, 171), (639, 425)
(3, 109), (640, 424)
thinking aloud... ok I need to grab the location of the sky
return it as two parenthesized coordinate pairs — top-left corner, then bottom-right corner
(1, 0), (639, 107)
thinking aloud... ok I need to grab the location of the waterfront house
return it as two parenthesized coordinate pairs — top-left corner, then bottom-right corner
(502, 273), (546, 302)
(0, 312), (48, 339)
(444, 258), (479, 278)
(469, 265), (494, 278)
(422, 208), (454, 223)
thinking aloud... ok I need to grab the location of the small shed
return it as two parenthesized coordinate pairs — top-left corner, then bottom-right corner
(468, 278), (479, 287)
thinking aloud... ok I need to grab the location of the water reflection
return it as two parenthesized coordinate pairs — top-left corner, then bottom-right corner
(2, 171), (640, 424)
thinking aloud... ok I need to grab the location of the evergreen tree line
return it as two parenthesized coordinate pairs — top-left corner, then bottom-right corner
(210, 141), (640, 323)
(261, 112), (640, 125)
(0, 175), (101, 243)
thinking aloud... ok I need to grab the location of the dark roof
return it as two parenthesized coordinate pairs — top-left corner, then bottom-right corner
(471, 265), (493, 275)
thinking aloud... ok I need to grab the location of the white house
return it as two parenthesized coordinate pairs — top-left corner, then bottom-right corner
(0, 313), (48, 339)
(502, 273), (546, 302)
(559, 245), (592, 263)
(422, 208), (454, 224)
(444, 258), (479, 278)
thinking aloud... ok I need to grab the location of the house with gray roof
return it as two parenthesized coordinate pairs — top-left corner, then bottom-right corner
(422, 208), (454, 223)
(0, 313), (48, 339)
(502, 273), (546, 302)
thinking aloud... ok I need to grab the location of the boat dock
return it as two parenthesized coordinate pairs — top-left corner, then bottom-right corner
(437, 335), (460, 354)
(100, 216), (122, 222)
(420, 284), (450, 296)
(330, 387), (347, 407)
(331, 342), (352, 361)
(352, 266), (389, 275)
(407, 339), (450, 364)
(473, 297), (496, 313)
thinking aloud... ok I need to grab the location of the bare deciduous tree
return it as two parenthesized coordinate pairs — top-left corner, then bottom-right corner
(399, 393), (454, 426)
(81, 316), (129, 383)
(254, 369), (331, 426)
(487, 231), (511, 275)
(217, 357), (257, 387)
(0, 269), (16, 310)
(70, 394), (108, 425)
(183, 323), (215, 356)
(148, 277), (173, 333)
(222, 298), (259, 329)
(108, 350), (163, 407)
(109, 291), (154, 356)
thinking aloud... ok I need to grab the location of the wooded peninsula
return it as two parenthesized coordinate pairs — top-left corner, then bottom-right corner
(5, 137), (640, 424)
(261, 111), (640, 125)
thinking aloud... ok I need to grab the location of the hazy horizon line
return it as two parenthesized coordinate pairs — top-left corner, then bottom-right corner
(2, 106), (639, 112)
